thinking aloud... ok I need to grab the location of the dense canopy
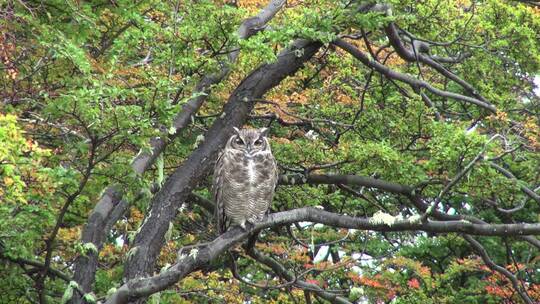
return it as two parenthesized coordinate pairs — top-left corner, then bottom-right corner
(1, 0), (540, 303)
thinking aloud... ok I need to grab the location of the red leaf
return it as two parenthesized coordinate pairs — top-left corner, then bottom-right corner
(407, 278), (420, 289)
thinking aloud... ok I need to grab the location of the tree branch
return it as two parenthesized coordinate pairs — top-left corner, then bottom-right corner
(245, 247), (352, 304)
(122, 39), (322, 285)
(37, 139), (96, 303)
(425, 134), (502, 216)
(0, 254), (71, 282)
(490, 162), (540, 204)
(279, 173), (412, 195)
(105, 207), (540, 304)
(332, 38), (497, 113)
(70, 0), (287, 298)
(280, 171), (540, 249)
(464, 235), (534, 304)
(384, 22), (488, 103)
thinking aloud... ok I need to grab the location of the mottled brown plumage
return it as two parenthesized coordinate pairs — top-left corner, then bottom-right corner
(213, 127), (278, 233)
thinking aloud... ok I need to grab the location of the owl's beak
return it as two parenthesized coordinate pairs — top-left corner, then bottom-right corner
(245, 145), (254, 157)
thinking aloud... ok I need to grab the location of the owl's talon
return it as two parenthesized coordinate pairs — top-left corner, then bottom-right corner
(246, 220), (256, 230)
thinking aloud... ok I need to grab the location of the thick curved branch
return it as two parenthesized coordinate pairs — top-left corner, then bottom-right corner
(260, 208), (540, 236)
(105, 207), (540, 303)
(70, 0), (287, 297)
(407, 194), (540, 250)
(332, 38), (497, 113)
(123, 39), (322, 284)
(106, 226), (251, 304)
(281, 172), (540, 249)
(131, 0), (286, 175)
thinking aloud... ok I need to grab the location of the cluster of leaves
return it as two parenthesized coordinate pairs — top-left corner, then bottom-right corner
(0, 113), (65, 301)
(350, 235), (540, 303)
(1, 0), (539, 303)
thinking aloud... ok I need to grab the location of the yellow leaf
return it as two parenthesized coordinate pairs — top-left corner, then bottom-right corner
(3, 177), (14, 186)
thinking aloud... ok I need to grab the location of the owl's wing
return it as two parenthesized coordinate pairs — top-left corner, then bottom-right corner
(212, 150), (227, 234)
(268, 155), (279, 207)
(271, 157), (279, 190)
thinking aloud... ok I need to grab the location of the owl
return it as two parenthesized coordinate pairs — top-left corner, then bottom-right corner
(213, 127), (278, 234)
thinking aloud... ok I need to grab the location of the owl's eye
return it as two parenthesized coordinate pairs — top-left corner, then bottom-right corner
(234, 137), (244, 145)
(254, 139), (263, 146)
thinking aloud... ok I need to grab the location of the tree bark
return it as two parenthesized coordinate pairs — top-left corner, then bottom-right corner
(106, 207), (540, 304)
(123, 39), (322, 283)
(69, 1), (287, 300)
(332, 38), (497, 113)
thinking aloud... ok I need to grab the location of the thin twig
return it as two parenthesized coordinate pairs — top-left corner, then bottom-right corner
(464, 235), (534, 304)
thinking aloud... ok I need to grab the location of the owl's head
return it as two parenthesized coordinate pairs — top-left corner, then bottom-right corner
(226, 127), (271, 155)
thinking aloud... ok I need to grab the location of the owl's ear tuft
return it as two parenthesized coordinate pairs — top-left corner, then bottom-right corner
(259, 127), (269, 137)
(233, 127), (241, 135)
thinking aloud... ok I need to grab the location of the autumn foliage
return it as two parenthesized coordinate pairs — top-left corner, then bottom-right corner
(1, 0), (540, 303)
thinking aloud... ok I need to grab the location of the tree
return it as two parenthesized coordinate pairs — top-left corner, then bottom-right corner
(1, 0), (539, 303)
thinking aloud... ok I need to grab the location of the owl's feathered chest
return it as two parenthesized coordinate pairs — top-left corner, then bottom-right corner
(245, 157), (257, 184)
(222, 150), (275, 186)
(213, 138), (279, 232)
